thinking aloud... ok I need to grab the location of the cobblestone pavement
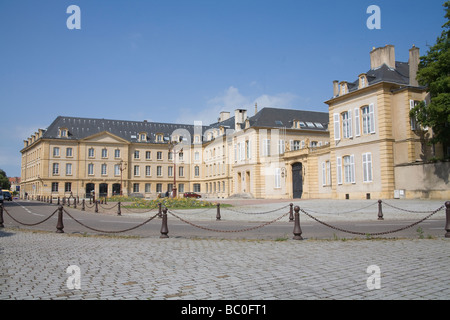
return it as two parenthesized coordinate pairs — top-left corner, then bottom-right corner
(1, 228), (449, 301)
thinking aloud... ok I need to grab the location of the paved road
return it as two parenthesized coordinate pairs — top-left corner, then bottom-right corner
(1, 199), (449, 303)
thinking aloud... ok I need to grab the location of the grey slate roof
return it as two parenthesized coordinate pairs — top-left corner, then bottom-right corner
(41, 107), (329, 145)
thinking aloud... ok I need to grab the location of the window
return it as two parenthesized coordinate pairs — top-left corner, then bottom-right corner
(145, 165), (151, 176)
(65, 182), (72, 193)
(239, 142), (245, 161)
(66, 148), (73, 157)
(278, 140), (285, 155)
(101, 148), (108, 158)
(88, 148), (94, 158)
(263, 139), (270, 156)
(343, 155), (355, 184)
(156, 134), (163, 142)
(179, 152), (184, 161)
(134, 150), (140, 159)
(194, 183), (201, 192)
(342, 111), (352, 139)
(146, 151), (151, 160)
(179, 166), (184, 177)
(410, 100), (419, 130)
(275, 168), (281, 189)
(53, 147), (60, 157)
(114, 164), (120, 176)
(178, 184), (184, 193)
(354, 108), (361, 137)
(362, 104), (376, 134)
(362, 153), (373, 182)
(333, 113), (341, 141)
(139, 133), (146, 142)
(88, 163), (94, 175)
(51, 182), (59, 192)
(145, 183), (151, 193)
(157, 166), (162, 176)
(157, 152), (163, 160)
(337, 157), (342, 185)
(168, 166), (173, 177)
(246, 140), (251, 159)
(115, 149), (121, 158)
(133, 183), (140, 193)
(101, 164), (107, 175)
(322, 161), (332, 186)
(156, 183), (162, 193)
(66, 163), (72, 175)
(195, 166), (200, 177)
(293, 141), (301, 151)
(194, 152), (200, 161)
(52, 163), (59, 175)
(134, 165), (140, 176)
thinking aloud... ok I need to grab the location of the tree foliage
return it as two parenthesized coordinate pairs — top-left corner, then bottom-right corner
(410, 1), (450, 150)
(0, 169), (11, 190)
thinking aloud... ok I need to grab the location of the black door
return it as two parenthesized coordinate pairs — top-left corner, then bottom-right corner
(292, 163), (303, 199)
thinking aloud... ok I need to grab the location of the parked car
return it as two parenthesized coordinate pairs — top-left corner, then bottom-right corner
(184, 192), (201, 199)
(2, 190), (12, 201)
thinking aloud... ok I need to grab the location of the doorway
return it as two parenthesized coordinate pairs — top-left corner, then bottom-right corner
(292, 163), (303, 199)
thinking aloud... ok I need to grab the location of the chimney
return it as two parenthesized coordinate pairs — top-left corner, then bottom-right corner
(254, 102), (258, 115)
(234, 109), (247, 131)
(219, 111), (230, 122)
(409, 45), (420, 87)
(370, 45), (396, 69)
(333, 80), (339, 97)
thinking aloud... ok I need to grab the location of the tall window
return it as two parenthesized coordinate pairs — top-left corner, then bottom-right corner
(51, 182), (59, 192)
(362, 104), (376, 134)
(146, 151), (151, 160)
(179, 166), (184, 177)
(66, 163), (72, 175)
(145, 165), (151, 176)
(101, 164), (107, 175)
(263, 139), (270, 156)
(114, 164), (120, 176)
(52, 163), (59, 175)
(274, 168), (281, 189)
(134, 150), (140, 159)
(343, 155), (355, 184)
(168, 166), (173, 177)
(53, 147), (60, 157)
(157, 152), (163, 160)
(65, 182), (72, 192)
(157, 166), (162, 176)
(88, 148), (94, 158)
(342, 111), (352, 139)
(362, 153), (373, 182)
(134, 165), (140, 176)
(114, 149), (121, 158)
(101, 148), (108, 158)
(88, 163), (94, 175)
(194, 166), (200, 177)
(133, 183), (139, 193)
(66, 148), (73, 157)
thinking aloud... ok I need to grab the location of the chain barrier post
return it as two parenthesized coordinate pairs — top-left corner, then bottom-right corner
(117, 201), (122, 216)
(158, 202), (162, 218)
(81, 199), (85, 211)
(95, 200), (99, 213)
(57, 197), (60, 205)
(73, 197), (77, 209)
(378, 200), (384, 220)
(293, 206), (303, 240)
(160, 207), (169, 238)
(56, 205), (64, 233)
(445, 201), (450, 238)
(0, 204), (4, 228)
(216, 203), (221, 221)
(289, 203), (294, 222)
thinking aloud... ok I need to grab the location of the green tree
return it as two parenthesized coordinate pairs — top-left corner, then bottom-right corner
(0, 169), (11, 190)
(410, 1), (450, 154)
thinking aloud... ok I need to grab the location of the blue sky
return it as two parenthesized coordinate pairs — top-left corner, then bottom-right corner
(0, 0), (447, 177)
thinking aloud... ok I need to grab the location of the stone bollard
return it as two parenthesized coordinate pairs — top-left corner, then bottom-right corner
(56, 205), (64, 233)
(293, 206), (303, 240)
(289, 203), (294, 222)
(378, 200), (384, 220)
(73, 198), (77, 209)
(81, 199), (85, 211)
(117, 201), (122, 216)
(95, 200), (99, 213)
(160, 207), (169, 238)
(445, 201), (450, 238)
(0, 204), (4, 228)
(216, 203), (221, 221)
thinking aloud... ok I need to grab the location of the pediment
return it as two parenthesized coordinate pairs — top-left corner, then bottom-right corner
(81, 131), (129, 144)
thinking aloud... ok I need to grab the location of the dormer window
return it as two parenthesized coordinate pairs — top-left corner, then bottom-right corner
(139, 132), (147, 142)
(156, 133), (163, 142)
(359, 74), (367, 89)
(59, 128), (68, 138)
(340, 82), (348, 95)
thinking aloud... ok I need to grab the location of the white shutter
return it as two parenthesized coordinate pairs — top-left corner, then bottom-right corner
(362, 153), (368, 182)
(348, 110), (353, 138)
(354, 108), (360, 137)
(350, 154), (355, 184)
(333, 113), (341, 141)
(337, 157), (342, 185)
(322, 162), (326, 186)
(275, 168), (281, 189)
(369, 103), (376, 133)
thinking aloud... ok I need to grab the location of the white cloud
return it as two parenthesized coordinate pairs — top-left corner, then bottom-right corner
(175, 86), (302, 125)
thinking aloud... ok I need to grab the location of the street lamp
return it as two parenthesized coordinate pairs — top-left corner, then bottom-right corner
(118, 160), (127, 196)
(169, 137), (183, 198)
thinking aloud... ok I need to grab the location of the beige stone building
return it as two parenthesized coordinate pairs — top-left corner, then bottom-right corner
(20, 45), (449, 200)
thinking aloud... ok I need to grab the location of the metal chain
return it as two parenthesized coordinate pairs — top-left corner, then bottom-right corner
(381, 201), (439, 214)
(62, 209), (160, 233)
(120, 205), (159, 214)
(222, 204), (291, 215)
(167, 209), (289, 233)
(97, 202), (119, 210)
(301, 201), (378, 215)
(3, 207), (58, 226)
(299, 205), (445, 236)
(168, 206), (215, 215)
